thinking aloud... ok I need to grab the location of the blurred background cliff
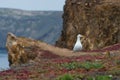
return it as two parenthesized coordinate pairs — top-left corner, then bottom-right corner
(0, 8), (63, 48)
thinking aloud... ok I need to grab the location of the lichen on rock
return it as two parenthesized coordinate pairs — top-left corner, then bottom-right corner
(56, 0), (120, 50)
(6, 33), (40, 67)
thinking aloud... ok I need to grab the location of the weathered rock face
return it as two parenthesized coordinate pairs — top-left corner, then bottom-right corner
(6, 33), (40, 66)
(6, 33), (66, 67)
(56, 0), (120, 50)
(6, 33), (75, 67)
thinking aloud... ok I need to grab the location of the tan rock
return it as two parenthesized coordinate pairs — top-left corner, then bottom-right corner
(56, 0), (120, 50)
(6, 33), (39, 67)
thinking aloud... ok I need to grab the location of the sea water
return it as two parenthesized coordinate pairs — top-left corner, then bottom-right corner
(0, 49), (9, 71)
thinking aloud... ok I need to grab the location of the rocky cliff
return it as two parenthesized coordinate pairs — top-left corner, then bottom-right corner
(0, 8), (63, 48)
(56, 0), (120, 50)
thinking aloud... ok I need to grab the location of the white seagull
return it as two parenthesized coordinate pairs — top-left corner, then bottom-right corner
(73, 34), (84, 51)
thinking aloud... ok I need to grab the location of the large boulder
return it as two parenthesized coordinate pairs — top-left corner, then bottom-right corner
(56, 0), (120, 50)
(6, 33), (40, 66)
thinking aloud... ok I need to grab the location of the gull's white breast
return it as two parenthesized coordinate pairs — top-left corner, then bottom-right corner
(73, 39), (82, 51)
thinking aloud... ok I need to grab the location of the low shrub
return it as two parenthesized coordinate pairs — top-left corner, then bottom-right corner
(56, 74), (73, 80)
(61, 61), (103, 70)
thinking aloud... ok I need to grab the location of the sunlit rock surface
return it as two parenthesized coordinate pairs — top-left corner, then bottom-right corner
(6, 33), (39, 66)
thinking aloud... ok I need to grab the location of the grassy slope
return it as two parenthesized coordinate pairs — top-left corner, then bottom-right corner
(0, 43), (120, 80)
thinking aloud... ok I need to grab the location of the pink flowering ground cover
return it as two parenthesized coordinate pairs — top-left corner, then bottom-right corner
(0, 43), (120, 80)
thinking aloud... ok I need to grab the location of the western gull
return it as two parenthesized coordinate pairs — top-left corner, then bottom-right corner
(73, 34), (84, 51)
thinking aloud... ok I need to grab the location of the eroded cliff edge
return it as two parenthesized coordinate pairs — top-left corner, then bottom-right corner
(56, 0), (120, 50)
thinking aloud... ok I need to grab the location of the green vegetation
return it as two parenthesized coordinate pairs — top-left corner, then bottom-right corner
(80, 61), (104, 70)
(61, 61), (104, 70)
(56, 74), (73, 80)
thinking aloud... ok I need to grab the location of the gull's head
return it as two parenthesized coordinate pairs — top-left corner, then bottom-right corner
(77, 34), (84, 38)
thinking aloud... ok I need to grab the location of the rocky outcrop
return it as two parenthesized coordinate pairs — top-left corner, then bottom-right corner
(6, 33), (83, 67)
(6, 33), (40, 66)
(56, 0), (120, 50)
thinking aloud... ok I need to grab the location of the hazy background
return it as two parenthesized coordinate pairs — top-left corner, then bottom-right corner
(0, 0), (65, 48)
(0, 0), (65, 11)
(0, 0), (65, 69)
